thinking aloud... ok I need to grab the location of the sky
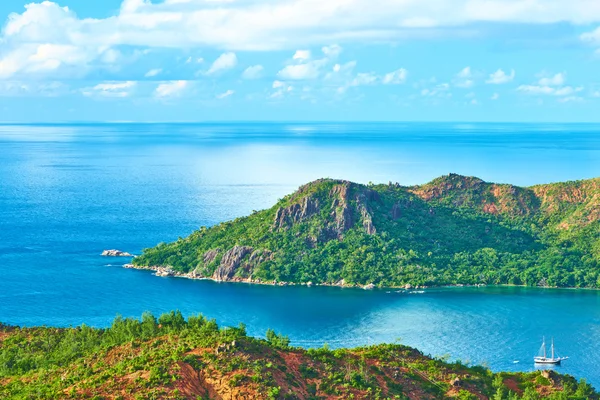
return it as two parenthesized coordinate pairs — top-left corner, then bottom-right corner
(0, 0), (600, 122)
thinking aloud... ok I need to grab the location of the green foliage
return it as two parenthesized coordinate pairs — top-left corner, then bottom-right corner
(132, 175), (600, 288)
(265, 329), (291, 349)
(0, 316), (597, 400)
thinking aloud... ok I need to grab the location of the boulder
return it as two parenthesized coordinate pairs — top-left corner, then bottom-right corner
(155, 267), (174, 277)
(363, 283), (375, 290)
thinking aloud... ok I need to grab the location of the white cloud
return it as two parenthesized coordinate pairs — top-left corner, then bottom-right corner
(242, 65), (264, 79)
(270, 80), (294, 99)
(517, 84), (582, 96)
(154, 80), (190, 98)
(206, 52), (238, 75)
(4, 1), (600, 80)
(351, 73), (378, 87)
(558, 96), (584, 103)
(486, 69), (515, 84)
(421, 83), (451, 98)
(3, 0), (600, 75)
(277, 46), (341, 80)
(216, 89), (235, 99)
(293, 50), (311, 61)
(516, 71), (582, 99)
(538, 73), (565, 86)
(186, 57), (204, 64)
(278, 63), (321, 80)
(82, 81), (136, 98)
(145, 68), (162, 77)
(581, 27), (600, 47)
(0, 80), (69, 97)
(491, 93), (500, 100)
(382, 68), (408, 85)
(454, 67), (474, 88)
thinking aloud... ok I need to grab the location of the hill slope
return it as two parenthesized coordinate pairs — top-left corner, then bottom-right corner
(133, 174), (600, 288)
(1, 313), (596, 399)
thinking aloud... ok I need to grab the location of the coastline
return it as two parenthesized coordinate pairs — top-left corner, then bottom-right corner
(122, 263), (595, 292)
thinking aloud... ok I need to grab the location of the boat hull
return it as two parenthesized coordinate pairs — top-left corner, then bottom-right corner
(534, 358), (561, 365)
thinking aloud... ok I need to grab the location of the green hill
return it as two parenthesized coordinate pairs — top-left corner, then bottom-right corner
(1, 313), (596, 399)
(133, 174), (600, 288)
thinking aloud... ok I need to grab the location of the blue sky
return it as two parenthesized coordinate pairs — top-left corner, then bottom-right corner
(0, 1), (600, 122)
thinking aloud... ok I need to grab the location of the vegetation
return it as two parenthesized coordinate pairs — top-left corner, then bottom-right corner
(1, 313), (596, 399)
(133, 174), (600, 288)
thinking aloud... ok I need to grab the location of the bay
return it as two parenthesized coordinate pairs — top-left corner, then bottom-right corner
(1, 122), (600, 385)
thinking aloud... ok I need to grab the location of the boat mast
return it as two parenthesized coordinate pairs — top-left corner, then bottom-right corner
(551, 338), (555, 360)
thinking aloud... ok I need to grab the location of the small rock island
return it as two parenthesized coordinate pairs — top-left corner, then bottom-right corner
(102, 249), (133, 257)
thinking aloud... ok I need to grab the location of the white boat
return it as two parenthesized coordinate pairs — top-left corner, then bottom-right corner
(534, 337), (568, 365)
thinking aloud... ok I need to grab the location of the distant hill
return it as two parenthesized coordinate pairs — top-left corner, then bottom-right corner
(133, 174), (600, 288)
(1, 313), (596, 399)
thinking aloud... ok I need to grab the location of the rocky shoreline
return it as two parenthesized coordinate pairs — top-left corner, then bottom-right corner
(121, 263), (485, 291)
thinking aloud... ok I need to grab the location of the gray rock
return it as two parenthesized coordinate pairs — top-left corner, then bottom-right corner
(363, 283), (375, 290)
(212, 246), (253, 281)
(101, 249), (133, 257)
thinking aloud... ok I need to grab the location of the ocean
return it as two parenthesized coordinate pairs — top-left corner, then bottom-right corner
(1, 122), (600, 385)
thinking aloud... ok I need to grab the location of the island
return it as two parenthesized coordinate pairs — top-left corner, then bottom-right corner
(0, 313), (596, 399)
(130, 174), (600, 289)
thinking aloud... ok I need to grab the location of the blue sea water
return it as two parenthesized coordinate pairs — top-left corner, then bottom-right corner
(1, 123), (600, 385)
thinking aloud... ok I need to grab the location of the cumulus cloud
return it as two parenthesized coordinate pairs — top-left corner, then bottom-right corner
(421, 83), (451, 97)
(83, 81), (137, 97)
(216, 89), (235, 99)
(537, 73), (565, 86)
(382, 68), (408, 85)
(206, 52), (238, 75)
(0, 2), (120, 79)
(293, 50), (311, 61)
(3, 1), (600, 80)
(486, 69), (515, 84)
(581, 27), (600, 47)
(517, 72), (582, 98)
(145, 68), (162, 77)
(277, 45), (341, 80)
(242, 65), (264, 79)
(154, 80), (190, 98)
(454, 67), (474, 88)
(270, 80), (294, 99)
(0, 80), (69, 97)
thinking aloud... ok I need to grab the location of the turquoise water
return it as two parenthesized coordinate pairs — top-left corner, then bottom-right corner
(1, 123), (600, 385)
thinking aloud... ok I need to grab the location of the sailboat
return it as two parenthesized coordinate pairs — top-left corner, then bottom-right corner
(534, 337), (568, 365)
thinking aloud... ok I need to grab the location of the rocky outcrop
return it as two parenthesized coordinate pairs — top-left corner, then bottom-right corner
(331, 183), (354, 235)
(212, 246), (253, 281)
(360, 205), (376, 235)
(102, 250), (133, 257)
(155, 267), (175, 277)
(274, 196), (320, 230)
(203, 249), (220, 264)
(391, 203), (402, 220)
